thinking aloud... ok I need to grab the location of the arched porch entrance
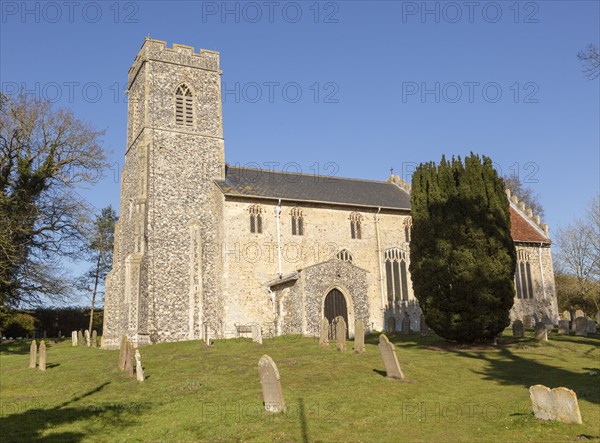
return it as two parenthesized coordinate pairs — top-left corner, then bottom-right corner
(324, 288), (349, 339)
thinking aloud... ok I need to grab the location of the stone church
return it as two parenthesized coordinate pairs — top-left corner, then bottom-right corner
(102, 39), (559, 347)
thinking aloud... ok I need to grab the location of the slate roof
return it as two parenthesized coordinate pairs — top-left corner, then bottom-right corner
(215, 165), (411, 210)
(509, 206), (550, 244)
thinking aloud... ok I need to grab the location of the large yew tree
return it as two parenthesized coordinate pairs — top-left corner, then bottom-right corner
(410, 154), (516, 343)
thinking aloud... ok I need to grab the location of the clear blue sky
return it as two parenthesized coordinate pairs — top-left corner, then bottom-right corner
(1, 1), (598, 234)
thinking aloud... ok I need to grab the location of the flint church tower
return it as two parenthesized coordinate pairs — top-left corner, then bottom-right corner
(103, 39), (225, 347)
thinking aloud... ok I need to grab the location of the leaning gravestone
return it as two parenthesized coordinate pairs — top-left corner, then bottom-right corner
(354, 320), (365, 354)
(529, 385), (582, 424)
(29, 340), (37, 369)
(91, 330), (97, 348)
(558, 320), (569, 335)
(77, 330), (84, 347)
(512, 320), (524, 339)
(574, 317), (588, 337)
(71, 331), (77, 346)
(252, 324), (263, 345)
(335, 316), (347, 352)
(386, 316), (396, 333)
(401, 315), (410, 335)
(534, 322), (548, 341)
(118, 336), (127, 370)
(38, 341), (46, 372)
(378, 334), (404, 380)
(319, 318), (329, 348)
(586, 318), (596, 334)
(135, 349), (145, 382)
(258, 355), (286, 414)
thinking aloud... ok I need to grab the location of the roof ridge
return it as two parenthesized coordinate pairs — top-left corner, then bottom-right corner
(225, 163), (398, 186)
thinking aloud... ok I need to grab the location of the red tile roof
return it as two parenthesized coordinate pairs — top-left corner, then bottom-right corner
(510, 206), (549, 244)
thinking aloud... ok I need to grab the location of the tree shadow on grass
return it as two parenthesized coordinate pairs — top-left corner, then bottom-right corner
(1, 382), (149, 442)
(453, 347), (600, 405)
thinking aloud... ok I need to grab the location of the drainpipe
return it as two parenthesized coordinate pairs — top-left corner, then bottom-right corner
(375, 207), (385, 310)
(276, 199), (282, 276)
(538, 243), (546, 299)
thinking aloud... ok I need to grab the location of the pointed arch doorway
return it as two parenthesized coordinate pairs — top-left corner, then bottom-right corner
(324, 288), (349, 339)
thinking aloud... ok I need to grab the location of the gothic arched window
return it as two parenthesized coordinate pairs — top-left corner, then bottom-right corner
(336, 249), (353, 263)
(384, 248), (409, 303)
(290, 207), (304, 236)
(349, 212), (362, 239)
(515, 250), (534, 299)
(404, 218), (412, 243)
(249, 205), (263, 234)
(175, 84), (194, 127)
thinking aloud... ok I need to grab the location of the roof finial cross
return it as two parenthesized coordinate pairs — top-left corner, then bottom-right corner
(390, 167), (394, 176)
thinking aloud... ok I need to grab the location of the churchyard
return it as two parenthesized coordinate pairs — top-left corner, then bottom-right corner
(1, 329), (599, 442)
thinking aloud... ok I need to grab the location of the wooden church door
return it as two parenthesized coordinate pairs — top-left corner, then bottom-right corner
(324, 289), (349, 339)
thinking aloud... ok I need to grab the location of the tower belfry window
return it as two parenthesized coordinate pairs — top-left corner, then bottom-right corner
(175, 84), (194, 126)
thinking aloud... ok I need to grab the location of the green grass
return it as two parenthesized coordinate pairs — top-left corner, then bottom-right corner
(1, 330), (599, 442)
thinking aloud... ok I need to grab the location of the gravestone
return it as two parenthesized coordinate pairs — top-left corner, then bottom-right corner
(575, 309), (584, 319)
(252, 324), (263, 345)
(258, 355), (286, 414)
(419, 314), (429, 336)
(512, 320), (524, 339)
(596, 311), (600, 324)
(42, 330), (47, 339)
(125, 342), (135, 377)
(118, 336), (127, 370)
(523, 315), (534, 329)
(135, 349), (145, 382)
(529, 385), (582, 424)
(401, 315), (410, 335)
(91, 330), (97, 348)
(562, 310), (571, 321)
(84, 330), (91, 347)
(586, 318), (596, 334)
(319, 318), (329, 348)
(77, 330), (84, 347)
(203, 324), (211, 346)
(534, 322), (548, 341)
(386, 316), (396, 333)
(57, 331), (62, 339)
(378, 334), (404, 380)
(574, 317), (588, 337)
(71, 331), (77, 346)
(354, 320), (365, 354)
(38, 341), (46, 372)
(558, 320), (569, 335)
(29, 340), (37, 369)
(335, 316), (346, 352)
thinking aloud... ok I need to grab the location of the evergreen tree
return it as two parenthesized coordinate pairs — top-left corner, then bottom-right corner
(410, 154), (516, 342)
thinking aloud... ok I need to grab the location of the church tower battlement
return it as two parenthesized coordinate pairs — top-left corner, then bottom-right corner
(102, 39), (226, 348)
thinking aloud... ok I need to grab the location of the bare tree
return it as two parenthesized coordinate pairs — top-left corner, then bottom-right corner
(554, 195), (600, 312)
(577, 43), (600, 80)
(0, 94), (108, 307)
(503, 174), (545, 218)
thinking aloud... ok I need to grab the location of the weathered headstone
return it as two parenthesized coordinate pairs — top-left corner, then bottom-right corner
(252, 324), (263, 345)
(258, 355), (286, 413)
(38, 341), (46, 372)
(319, 318), (329, 348)
(84, 330), (91, 347)
(529, 385), (582, 424)
(386, 316), (396, 333)
(586, 318), (596, 334)
(562, 310), (571, 321)
(203, 324), (211, 346)
(118, 336), (127, 370)
(401, 315), (410, 335)
(335, 316), (346, 352)
(91, 330), (97, 348)
(534, 322), (548, 341)
(574, 317), (588, 337)
(378, 334), (404, 380)
(77, 330), (84, 347)
(354, 320), (365, 354)
(57, 331), (62, 339)
(419, 314), (429, 336)
(125, 342), (135, 377)
(512, 320), (524, 339)
(575, 309), (584, 319)
(29, 340), (37, 369)
(71, 331), (77, 346)
(523, 315), (534, 329)
(135, 349), (145, 382)
(558, 320), (569, 335)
